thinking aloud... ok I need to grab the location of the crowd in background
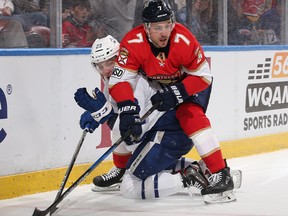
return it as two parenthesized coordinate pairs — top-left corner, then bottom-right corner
(0, 0), (50, 48)
(0, 0), (286, 48)
(175, 0), (283, 45)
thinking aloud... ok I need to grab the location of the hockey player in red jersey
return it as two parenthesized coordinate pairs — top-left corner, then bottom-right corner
(74, 35), (210, 195)
(108, 0), (235, 201)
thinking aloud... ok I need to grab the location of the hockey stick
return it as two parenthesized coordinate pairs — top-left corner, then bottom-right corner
(32, 102), (160, 216)
(49, 129), (88, 215)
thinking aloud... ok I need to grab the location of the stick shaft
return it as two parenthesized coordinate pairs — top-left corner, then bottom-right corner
(32, 103), (159, 216)
(54, 129), (88, 201)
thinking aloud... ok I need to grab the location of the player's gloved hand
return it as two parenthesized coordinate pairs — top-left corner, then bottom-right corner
(151, 83), (189, 111)
(117, 100), (142, 145)
(74, 87), (113, 124)
(80, 111), (99, 133)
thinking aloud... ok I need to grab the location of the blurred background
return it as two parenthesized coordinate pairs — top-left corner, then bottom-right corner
(0, 0), (287, 49)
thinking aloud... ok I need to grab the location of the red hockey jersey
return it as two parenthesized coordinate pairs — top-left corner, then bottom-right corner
(109, 23), (212, 102)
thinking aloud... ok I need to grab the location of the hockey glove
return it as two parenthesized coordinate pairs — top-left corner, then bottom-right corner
(117, 100), (142, 145)
(80, 111), (99, 133)
(74, 87), (113, 124)
(151, 83), (189, 111)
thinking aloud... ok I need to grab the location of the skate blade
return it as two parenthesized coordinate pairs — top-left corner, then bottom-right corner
(204, 190), (236, 204)
(185, 186), (202, 200)
(91, 184), (120, 192)
(231, 169), (242, 189)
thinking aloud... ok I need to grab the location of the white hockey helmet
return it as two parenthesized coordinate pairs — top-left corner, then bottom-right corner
(90, 35), (120, 66)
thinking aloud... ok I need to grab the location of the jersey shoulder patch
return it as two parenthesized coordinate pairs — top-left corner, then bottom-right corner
(111, 66), (125, 79)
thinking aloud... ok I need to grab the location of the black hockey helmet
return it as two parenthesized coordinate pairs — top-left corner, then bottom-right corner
(141, 0), (173, 23)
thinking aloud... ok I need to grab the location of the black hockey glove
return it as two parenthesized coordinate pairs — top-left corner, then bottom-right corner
(151, 83), (189, 111)
(117, 100), (142, 145)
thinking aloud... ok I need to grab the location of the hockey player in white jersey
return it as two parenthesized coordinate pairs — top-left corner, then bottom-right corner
(74, 35), (241, 201)
(74, 34), (210, 195)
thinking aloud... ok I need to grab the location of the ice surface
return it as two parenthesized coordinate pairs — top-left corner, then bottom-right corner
(1, 149), (288, 216)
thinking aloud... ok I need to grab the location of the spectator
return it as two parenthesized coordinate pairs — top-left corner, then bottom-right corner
(13, 0), (50, 48)
(39, 0), (50, 27)
(12, 0), (48, 31)
(62, 0), (72, 21)
(0, 0), (28, 48)
(236, 0), (265, 45)
(0, 19), (28, 48)
(263, 0), (275, 12)
(227, 0), (247, 45)
(257, 0), (282, 44)
(177, 0), (214, 45)
(227, 0), (275, 45)
(2, 0), (50, 48)
(89, 0), (137, 41)
(16, 0), (50, 48)
(39, 0), (49, 15)
(13, 0), (41, 13)
(0, 0), (13, 16)
(62, 0), (99, 48)
(242, 0), (265, 17)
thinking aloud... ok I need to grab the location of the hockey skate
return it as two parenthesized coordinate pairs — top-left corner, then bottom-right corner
(92, 167), (126, 192)
(201, 166), (236, 204)
(181, 162), (209, 198)
(198, 159), (242, 190)
(231, 169), (242, 189)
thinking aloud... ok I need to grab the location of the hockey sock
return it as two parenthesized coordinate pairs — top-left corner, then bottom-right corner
(190, 128), (225, 173)
(202, 150), (225, 173)
(113, 153), (131, 169)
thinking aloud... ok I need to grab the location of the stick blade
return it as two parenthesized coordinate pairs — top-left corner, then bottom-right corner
(49, 206), (58, 215)
(32, 207), (47, 216)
